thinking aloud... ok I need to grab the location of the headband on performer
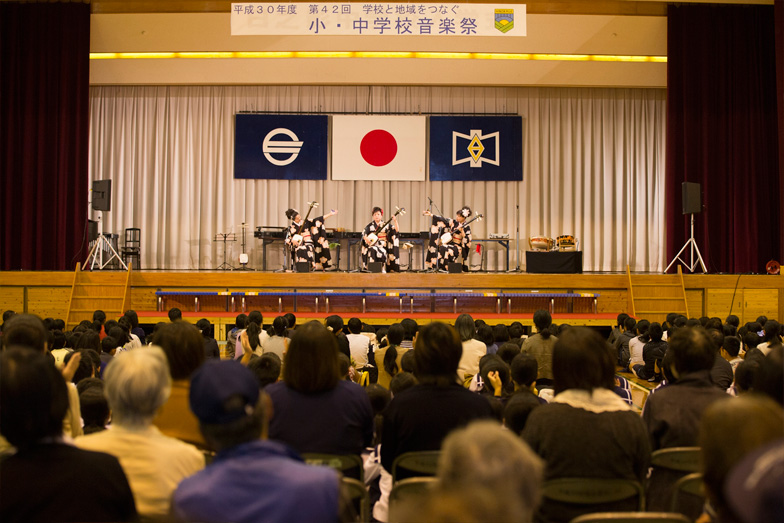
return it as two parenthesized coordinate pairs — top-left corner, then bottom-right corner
(459, 207), (471, 218)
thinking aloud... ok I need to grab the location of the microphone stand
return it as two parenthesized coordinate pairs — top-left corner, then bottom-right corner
(515, 204), (521, 272)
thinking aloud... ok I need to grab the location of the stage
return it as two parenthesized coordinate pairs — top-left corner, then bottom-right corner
(1, 270), (781, 340)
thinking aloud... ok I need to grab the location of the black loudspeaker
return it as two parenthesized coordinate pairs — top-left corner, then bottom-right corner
(295, 262), (310, 273)
(91, 179), (112, 212)
(448, 262), (463, 273)
(368, 262), (384, 273)
(87, 220), (98, 242)
(682, 182), (701, 214)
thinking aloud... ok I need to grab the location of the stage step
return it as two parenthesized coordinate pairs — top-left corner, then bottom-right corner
(627, 265), (689, 320)
(66, 264), (132, 328)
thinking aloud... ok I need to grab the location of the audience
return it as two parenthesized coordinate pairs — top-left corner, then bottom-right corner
(522, 327), (650, 523)
(168, 307), (182, 322)
(152, 321), (207, 447)
(347, 316), (372, 368)
(77, 378), (110, 434)
(196, 318), (220, 359)
(375, 323), (408, 389)
(381, 322), (494, 477)
(265, 321), (374, 455)
(521, 309), (557, 388)
(260, 315), (288, 358)
(0, 349), (137, 522)
(173, 360), (344, 523)
(247, 352), (282, 388)
(226, 313), (246, 359)
(455, 313), (486, 385)
(325, 314), (351, 358)
(76, 348), (204, 518)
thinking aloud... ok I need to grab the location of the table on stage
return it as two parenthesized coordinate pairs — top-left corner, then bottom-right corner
(526, 251), (583, 274)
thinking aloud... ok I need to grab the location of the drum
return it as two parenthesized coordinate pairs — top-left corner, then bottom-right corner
(557, 235), (577, 251)
(529, 236), (553, 251)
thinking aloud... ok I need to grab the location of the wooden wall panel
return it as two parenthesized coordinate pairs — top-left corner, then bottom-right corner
(131, 288), (158, 311)
(686, 290), (704, 319)
(706, 289), (744, 320)
(0, 287), (25, 314)
(27, 287), (71, 320)
(742, 290), (778, 324)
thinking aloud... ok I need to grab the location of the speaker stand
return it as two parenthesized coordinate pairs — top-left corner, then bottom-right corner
(84, 213), (128, 271)
(665, 213), (707, 273)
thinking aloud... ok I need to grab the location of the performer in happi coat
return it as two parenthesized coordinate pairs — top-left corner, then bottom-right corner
(423, 206), (474, 272)
(284, 206), (337, 270)
(361, 207), (400, 272)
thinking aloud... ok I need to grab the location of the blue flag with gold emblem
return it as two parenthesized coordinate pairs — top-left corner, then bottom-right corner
(429, 116), (523, 181)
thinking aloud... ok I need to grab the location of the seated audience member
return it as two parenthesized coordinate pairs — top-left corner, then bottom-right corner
(168, 307), (182, 322)
(347, 317), (371, 368)
(497, 341), (521, 367)
(503, 392), (542, 435)
(522, 327), (650, 523)
(325, 314), (351, 359)
(338, 353), (352, 380)
(124, 310), (146, 345)
(757, 320), (781, 355)
(725, 314), (740, 330)
(76, 348), (204, 518)
(173, 360), (343, 523)
(752, 345), (783, 405)
(108, 325), (133, 355)
(521, 310), (558, 388)
(238, 311), (266, 358)
(74, 328), (102, 354)
(476, 324), (496, 355)
(400, 348), (415, 373)
(607, 312), (629, 346)
(152, 321), (207, 447)
(438, 420), (543, 523)
(627, 319), (650, 371)
(510, 352), (539, 395)
(707, 328), (734, 390)
(381, 322), (494, 477)
(118, 316), (142, 350)
(93, 309), (107, 339)
(642, 326), (731, 511)
(3, 314), (83, 439)
(614, 315), (637, 371)
(248, 352), (282, 388)
(742, 330), (762, 353)
(699, 395), (784, 523)
(375, 323), (408, 389)
(0, 349), (137, 522)
(391, 485), (529, 523)
(492, 324), (511, 354)
(455, 313), (486, 385)
(49, 329), (70, 369)
(479, 356), (513, 403)
(66, 349), (98, 384)
(100, 336), (117, 377)
(77, 379), (110, 435)
(283, 312), (297, 337)
(634, 322), (667, 381)
(509, 321), (526, 348)
(265, 321), (374, 455)
(389, 371), (417, 396)
(612, 375), (634, 406)
(400, 318), (418, 349)
(362, 384), (393, 522)
(260, 315), (288, 359)
(226, 313), (247, 360)
(196, 318), (220, 359)
(720, 336), (743, 373)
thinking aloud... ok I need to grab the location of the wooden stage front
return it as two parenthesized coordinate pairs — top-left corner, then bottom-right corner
(2, 271), (782, 340)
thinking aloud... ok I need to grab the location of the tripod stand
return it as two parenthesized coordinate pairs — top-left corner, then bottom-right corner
(84, 213), (127, 271)
(215, 233), (237, 270)
(665, 213), (707, 273)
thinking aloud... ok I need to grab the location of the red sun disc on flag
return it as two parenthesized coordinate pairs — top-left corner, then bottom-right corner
(360, 129), (397, 167)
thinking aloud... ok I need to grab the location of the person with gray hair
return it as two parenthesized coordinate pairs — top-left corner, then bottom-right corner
(76, 347), (204, 518)
(437, 420), (543, 523)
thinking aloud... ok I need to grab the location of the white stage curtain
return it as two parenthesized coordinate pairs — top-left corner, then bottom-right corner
(88, 85), (666, 272)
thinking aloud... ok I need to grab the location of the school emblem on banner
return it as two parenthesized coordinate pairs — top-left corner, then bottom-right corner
(494, 9), (514, 33)
(429, 116), (523, 182)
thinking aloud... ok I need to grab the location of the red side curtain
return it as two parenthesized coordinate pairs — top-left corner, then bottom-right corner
(777, 0), (784, 264)
(666, 4), (780, 273)
(0, 2), (90, 270)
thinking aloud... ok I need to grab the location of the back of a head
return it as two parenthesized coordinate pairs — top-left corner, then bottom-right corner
(108, 326), (129, 345)
(124, 310), (140, 329)
(699, 395), (784, 518)
(153, 321), (206, 380)
(104, 347), (172, 428)
(389, 372), (417, 396)
(438, 420), (543, 521)
(283, 313), (296, 329)
(400, 349), (416, 373)
(479, 358), (511, 395)
(725, 314), (740, 328)
(401, 318), (419, 341)
(235, 313), (248, 330)
(93, 309), (107, 324)
(722, 337), (741, 358)
(668, 326), (715, 376)
(706, 329), (724, 353)
(196, 318), (212, 338)
(414, 322), (462, 385)
(284, 321), (340, 394)
(753, 345), (783, 405)
(101, 336), (117, 355)
(552, 327), (615, 395)
(0, 349), (69, 449)
(762, 320), (780, 342)
(247, 310), (263, 326)
(511, 352), (538, 388)
(248, 352), (282, 388)
(347, 317), (362, 335)
(387, 323), (405, 346)
(74, 329), (101, 353)
(272, 316), (288, 336)
(533, 310), (552, 338)
(742, 331), (761, 350)
(636, 319), (650, 337)
(504, 392), (542, 435)
(168, 308), (182, 322)
(365, 384), (391, 416)
(2, 314), (47, 352)
(497, 342), (521, 366)
(79, 384), (110, 431)
(455, 313), (475, 342)
(476, 324), (494, 346)
(648, 322), (664, 342)
(325, 314), (344, 334)
(617, 312), (629, 328)
(508, 322), (524, 339)
(623, 316), (637, 332)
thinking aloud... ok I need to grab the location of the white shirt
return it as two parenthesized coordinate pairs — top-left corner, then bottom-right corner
(259, 335), (287, 359)
(628, 336), (645, 366)
(457, 339), (487, 383)
(76, 424), (204, 517)
(347, 333), (371, 367)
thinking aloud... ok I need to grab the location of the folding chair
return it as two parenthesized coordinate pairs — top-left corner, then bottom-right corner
(303, 453), (364, 482)
(391, 450), (441, 483)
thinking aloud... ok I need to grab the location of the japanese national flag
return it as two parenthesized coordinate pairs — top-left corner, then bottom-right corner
(331, 115), (426, 181)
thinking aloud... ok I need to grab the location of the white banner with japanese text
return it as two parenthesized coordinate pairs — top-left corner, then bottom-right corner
(231, 3), (526, 37)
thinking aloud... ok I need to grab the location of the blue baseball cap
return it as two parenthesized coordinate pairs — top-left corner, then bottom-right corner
(189, 360), (260, 425)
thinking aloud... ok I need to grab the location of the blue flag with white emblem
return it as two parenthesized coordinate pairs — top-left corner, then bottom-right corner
(234, 114), (328, 180)
(429, 116), (523, 181)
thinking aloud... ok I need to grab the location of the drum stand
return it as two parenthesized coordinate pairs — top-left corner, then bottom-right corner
(665, 213), (707, 273)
